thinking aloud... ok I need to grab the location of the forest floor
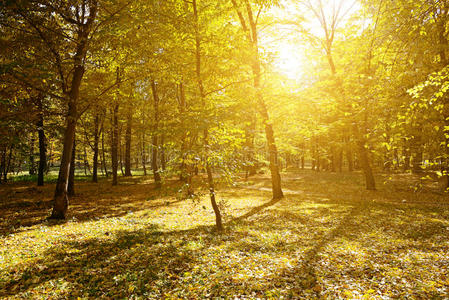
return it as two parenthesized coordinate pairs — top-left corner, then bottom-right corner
(0, 170), (448, 299)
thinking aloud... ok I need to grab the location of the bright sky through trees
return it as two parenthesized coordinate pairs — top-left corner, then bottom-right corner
(268, 0), (360, 80)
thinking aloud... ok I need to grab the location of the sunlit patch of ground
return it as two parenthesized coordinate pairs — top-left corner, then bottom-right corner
(0, 170), (448, 298)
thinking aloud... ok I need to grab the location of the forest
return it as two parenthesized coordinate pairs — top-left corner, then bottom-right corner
(0, 0), (449, 298)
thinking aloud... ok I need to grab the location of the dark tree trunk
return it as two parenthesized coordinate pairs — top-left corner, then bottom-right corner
(92, 114), (99, 182)
(150, 80), (162, 188)
(119, 126), (124, 176)
(111, 103), (119, 186)
(29, 132), (36, 175)
(5, 146), (12, 182)
(46, 140), (53, 174)
(36, 95), (46, 186)
(124, 109), (132, 176)
(0, 147), (5, 184)
(50, 98), (77, 219)
(101, 119), (108, 178)
(141, 133), (147, 176)
(50, 2), (97, 219)
(301, 156), (305, 169)
(411, 135), (423, 174)
(68, 137), (76, 197)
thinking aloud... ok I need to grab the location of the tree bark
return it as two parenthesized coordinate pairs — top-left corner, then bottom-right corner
(231, 0), (283, 199)
(119, 125), (124, 176)
(141, 132), (147, 176)
(36, 95), (46, 186)
(111, 102), (119, 186)
(5, 146), (12, 182)
(150, 80), (162, 188)
(124, 109), (132, 176)
(193, 0), (223, 231)
(29, 132), (36, 175)
(50, 1), (97, 219)
(68, 137), (76, 197)
(160, 134), (166, 171)
(92, 114), (99, 182)
(0, 147), (5, 184)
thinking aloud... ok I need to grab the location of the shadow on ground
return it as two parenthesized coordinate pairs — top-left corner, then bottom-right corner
(1, 170), (448, 298)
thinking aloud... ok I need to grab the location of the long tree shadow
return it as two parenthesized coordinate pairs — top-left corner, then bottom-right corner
(276, 200), (371, 296)
(1, 224), (197, 298)
(0, 178), (186, 237)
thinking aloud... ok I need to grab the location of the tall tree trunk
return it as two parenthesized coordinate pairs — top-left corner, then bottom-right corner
(0, 147), (5, 184)
(124, 109), (132, 176)
(46, 140), (53, 174)
(50, 97), (77, 219)
(111, 103), (119, 186)
(36, 95), (46, 186)
(29, 132), (36, 175)
(178, 82), (188, 182)
(119, 126), (124, 176)
(92, 114), (99, 182)
(101, 119), (108, 178)
(68, 137), (76, 197)
(150, 80), (162, 188)
(83, 142), (90, 175)
(4, 146), (12, 182)
(50, 2), (97, 219)
(141, 132), (147, 176)
(193, 0), (223, 231)
(160, 134), (166, 171)
(231, 0), (283, 199)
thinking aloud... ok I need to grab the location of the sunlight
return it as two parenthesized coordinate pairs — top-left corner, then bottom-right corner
(275, 42), (305, 80)
(267, 0), (361, 80)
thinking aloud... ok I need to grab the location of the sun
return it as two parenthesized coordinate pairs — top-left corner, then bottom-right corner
(275, 41), (305, 80)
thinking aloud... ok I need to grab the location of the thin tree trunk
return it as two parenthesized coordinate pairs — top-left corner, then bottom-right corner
(142, 132), (147, 176)
(5, 146), (13, 182)
(92, 114), (99, 182)
(160, 134), (166, 171)
(68, 137), (76, 197)
(124, 109), (132, 176)
(36, 95), (46, 186)
(193, 0), (223, 231)
(178, 82), (188, 182)
(150, 80), (162, 188)
(111, 102), (119, 186)
(29, 132), (36, 175)
(0, 147), (5, 184)
(46, 140), (53, 174)
(101, 119), (108, 177)
(119, 125), (124, 176)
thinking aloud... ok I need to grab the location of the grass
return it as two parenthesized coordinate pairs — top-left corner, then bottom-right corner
(0, 170), (448, 299)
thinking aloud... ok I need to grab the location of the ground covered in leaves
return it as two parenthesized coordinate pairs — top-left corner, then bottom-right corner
(1, 170), (448, 299)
